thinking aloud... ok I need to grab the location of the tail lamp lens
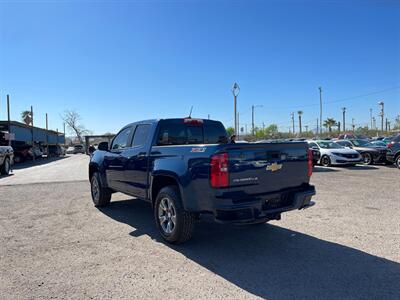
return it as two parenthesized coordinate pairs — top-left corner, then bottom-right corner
(210, 153), (229, 188)
(307, 149), (313, 177)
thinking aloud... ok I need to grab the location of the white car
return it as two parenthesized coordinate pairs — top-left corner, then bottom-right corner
(308, 140), (361, 167)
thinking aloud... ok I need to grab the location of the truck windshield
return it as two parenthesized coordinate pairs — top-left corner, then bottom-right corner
(157, 119), (228, 145)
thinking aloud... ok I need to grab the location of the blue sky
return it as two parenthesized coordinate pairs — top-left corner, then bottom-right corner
(1, 0), (399, 134)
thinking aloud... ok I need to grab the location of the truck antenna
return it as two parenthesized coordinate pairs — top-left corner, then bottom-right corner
(188, 106), (193, 118)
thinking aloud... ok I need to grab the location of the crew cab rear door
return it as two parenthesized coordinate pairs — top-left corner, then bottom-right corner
(123, 124), (152, 199)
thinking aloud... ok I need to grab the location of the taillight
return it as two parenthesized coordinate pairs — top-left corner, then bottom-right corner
(184, 118), (203, 125)
(210, 153), (229, 188)
(387, 142), (394, 149)
(307, 149), (313, 177)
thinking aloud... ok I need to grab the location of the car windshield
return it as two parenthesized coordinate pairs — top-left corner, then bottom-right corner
(352, 139), (372, 147)
(317, 141), (343, 149)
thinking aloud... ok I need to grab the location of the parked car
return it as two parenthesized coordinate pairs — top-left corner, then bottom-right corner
(29, 146), (43, 159)
(370, 140), (387, 147)
(66, 144), (85, 154)
(0, 145), (14, 175)
(48, 145), (66, 157)
(386, 134), (400, 169)
(13, 146), (31, 163)
(89, 118), (316, 244)
(307, 140), (361, 167)
(335, 139), (388, 165)
(306, 143), (321, 166)
(382, 136), (394, 145)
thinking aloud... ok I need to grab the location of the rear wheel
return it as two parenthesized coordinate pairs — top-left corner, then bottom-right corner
(0, 157), (11, 175)
(154, 186), (195, 244)
(320, 155), (331, 167)
(91, 172), (111, 207)
(361, 152), (373, 165)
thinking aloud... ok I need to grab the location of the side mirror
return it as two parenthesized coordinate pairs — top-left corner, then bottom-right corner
(98, 142), (109, 151)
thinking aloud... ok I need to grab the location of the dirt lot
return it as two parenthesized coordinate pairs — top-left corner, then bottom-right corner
(0, 155), (399, 299)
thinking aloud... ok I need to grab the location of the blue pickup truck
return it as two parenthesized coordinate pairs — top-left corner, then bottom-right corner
(89, 118), (316, 243)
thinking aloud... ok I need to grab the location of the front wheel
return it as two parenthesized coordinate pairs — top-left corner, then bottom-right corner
(395, 155), (400, 169)
(154, 186), (195, 244)
(361, 152), (373, 165)
(0, 157), (11, 175)
(91, 172), (111, 207)
(320, 155), (331, 167)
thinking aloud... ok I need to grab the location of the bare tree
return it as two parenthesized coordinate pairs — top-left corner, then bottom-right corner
(61, 110), (90, 143)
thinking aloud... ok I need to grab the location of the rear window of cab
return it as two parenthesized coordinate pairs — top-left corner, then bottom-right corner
(156, 119), (228, 146)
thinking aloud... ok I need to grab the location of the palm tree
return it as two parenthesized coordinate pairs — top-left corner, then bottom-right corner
(323, 118), (337, 132)
(21, 110), (32, 125)
(297, 111), (303, 134)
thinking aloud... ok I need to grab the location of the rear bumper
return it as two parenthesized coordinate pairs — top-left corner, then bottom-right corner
(210, 185), (316, 224)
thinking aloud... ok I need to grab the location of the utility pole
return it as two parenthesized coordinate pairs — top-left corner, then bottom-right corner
(337, 122), (341, 133)
(316, 118), (319, 134)
(46, 113), (49, 158)
(385, 118), (388, 132)
(291, 112), (295, 134)
(341, 107), (346, 132)
(7, 95), (11, 146)
(388, 121), (391, 131)
(262, 122), (265, 131)
(305, 125), (308, 132)
(352, 118), (355, 132)
(319, 87), (323, 135)
(369, 108), (373, 130)
(378, 101), (384, 134)
(252, 105), (255, 136)
(31, 106), (35, 162)
(372, 117), (376, 130)
(232, 83), (240, 136)
(207, 114), (210, 120)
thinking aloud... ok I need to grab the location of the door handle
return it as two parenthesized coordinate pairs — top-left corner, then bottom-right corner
(137, 152), (147, 157)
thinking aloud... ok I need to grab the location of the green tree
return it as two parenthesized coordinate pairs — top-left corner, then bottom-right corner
(323, 118), (337, 133)
(21, 110), (32, 125)
(226, 127), (234, 136)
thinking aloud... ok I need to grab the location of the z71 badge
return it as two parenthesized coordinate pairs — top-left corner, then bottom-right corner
(191, 147), (206, 153)
(266, 162), (283, 172)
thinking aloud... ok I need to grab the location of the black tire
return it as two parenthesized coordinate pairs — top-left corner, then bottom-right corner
(90, 172), (111, 207)
(320, 155), (331, 167)
(361, 152), (373, 165)
(395, 155), (400, 169)
(154, 186), (195, 244)
(0, 157), (11, 175)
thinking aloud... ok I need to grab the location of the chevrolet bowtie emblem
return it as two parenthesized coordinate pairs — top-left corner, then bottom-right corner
(266, 162), (283, 172)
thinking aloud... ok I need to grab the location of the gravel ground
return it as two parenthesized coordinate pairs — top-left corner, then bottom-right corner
(0, 156), (399, 299)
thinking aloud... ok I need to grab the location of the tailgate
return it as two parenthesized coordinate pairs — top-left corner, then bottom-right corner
(225, 142), (310, 194)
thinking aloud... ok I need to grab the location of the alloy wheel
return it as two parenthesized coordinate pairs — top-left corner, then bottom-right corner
(91, 177), (100, 202)
(158, 197), (177, 234)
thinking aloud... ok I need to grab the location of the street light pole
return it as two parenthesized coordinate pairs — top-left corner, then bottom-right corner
(291, 112), (295, 134)
(231, 83), (240, 136)
(369, 108), (373, 130)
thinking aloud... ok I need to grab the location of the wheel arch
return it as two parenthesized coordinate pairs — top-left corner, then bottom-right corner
(150, 173), (182, 208)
